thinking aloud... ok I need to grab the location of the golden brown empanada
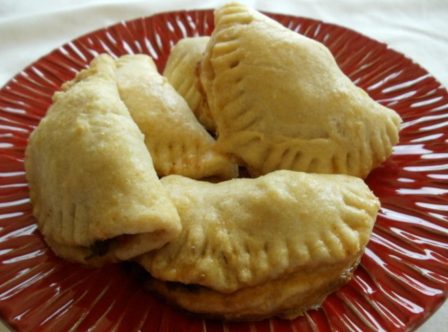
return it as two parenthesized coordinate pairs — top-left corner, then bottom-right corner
(116, 54), (237, 179)
(25, 54), (181, 265)
(200, 3), (402, 178)
(163, 37), (215, 131)
(139, 170), (379, 319)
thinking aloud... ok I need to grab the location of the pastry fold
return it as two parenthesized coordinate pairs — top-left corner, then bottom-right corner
(200, 3), (402, 178)
(25, 55), (181, 265)
(146, 255), (360, 321)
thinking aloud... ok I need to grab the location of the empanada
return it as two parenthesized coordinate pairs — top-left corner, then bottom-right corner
(116, 54), (237, 179)
(163, 37), (215, 131)
(25, 55), (181, 265)
(200, 3), (402, 178)
(139, 170), (379, 319)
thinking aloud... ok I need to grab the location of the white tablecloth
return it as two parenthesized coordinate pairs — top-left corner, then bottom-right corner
(0, 1), (446, 331)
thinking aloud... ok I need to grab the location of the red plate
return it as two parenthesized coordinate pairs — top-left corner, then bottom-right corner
(0, 9), (447, 332)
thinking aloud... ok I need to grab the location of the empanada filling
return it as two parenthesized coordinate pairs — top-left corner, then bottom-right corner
(85, 231), (170, 261)
(87, 239), (114, 259)
(165, 281), (204, 293)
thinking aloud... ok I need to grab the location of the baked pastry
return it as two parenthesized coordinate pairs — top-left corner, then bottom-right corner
(163, 37), (215, 131)
(139, 170), (379, 319)
(116, 54), (237, 179)
(25, 55), (181, 265)
(200, 3), (402, 178)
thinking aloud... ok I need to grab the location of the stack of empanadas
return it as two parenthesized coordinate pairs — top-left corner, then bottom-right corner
(25, 55), (182, 265)
(25, 53), (237, 265)
(25, 1), (401, 321)
(140, 171), (379, 320)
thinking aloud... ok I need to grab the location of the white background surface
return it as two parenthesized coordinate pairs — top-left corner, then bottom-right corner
(0, 0), (447, 331)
